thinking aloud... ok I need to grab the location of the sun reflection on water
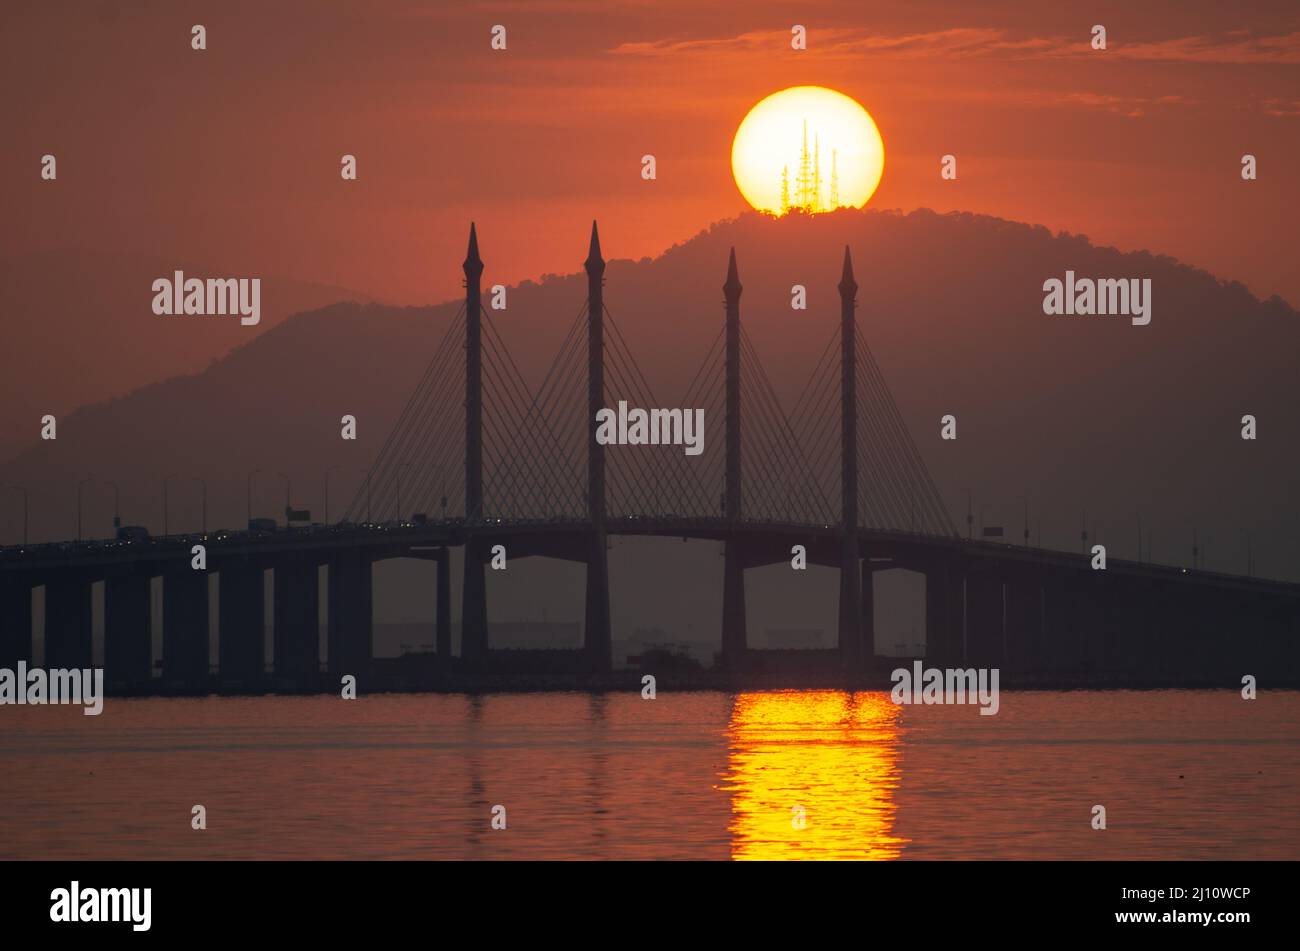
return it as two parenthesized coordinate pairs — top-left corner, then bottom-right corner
(722, 690), (906, 860)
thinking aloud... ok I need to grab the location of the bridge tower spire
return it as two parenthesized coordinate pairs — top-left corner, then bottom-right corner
(584, 221), (612, 671)
(461, 222), (488, 663)
(464, 222), (484, 521)
(721, 248), (747, 669)
(838, 246), (864, 669)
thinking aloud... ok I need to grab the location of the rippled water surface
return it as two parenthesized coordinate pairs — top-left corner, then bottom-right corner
(2, 689), (1297, 859)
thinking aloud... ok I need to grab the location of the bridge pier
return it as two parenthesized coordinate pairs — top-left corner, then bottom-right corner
(436, 547), (452, 658)
(860, 559), (875, 658)
(327, 550), (372, 679)
(964, 569), (1004, 668)
(273, 557), (319, 685)
(584, 531), (612, 672)
(461, 539), (488, 664)
(1193, 585), (1224, 681)
(1256, 594), (1296, 683)
(720, 540), (747, 670)
(837, 537), (863, 670)
(1113, 576), (1156, 683)
(1038, 572), (1072, 676)
(0, 575), (33, 668)
(104, 571), (152, 688)
(924, 559), (963, 667)
(1003, 569), (1042, 677)
(1144, 579), (1178, 683)
(162, 568), (209, 687)
(44, 574), (94, 669)
(218, 562), (265, 683)
(1072, 571), (1107, 679)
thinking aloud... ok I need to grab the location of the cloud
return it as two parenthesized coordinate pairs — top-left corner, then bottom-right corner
(613, 27), (1300, 65)
(1059, 92), (1190, 117)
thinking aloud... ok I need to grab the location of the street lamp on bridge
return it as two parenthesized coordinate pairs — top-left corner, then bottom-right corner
(76, 476), (95, 541)
(246, 468), (262, 526)
(163, 473), (180, 537)
(324, 465), (341, 525)
(103, 480), (120, 531)
(193, 477), (207, 534)
(276, 472), (292, 525)
(4, 485), (27, 545)
(359, 469), (373, 524)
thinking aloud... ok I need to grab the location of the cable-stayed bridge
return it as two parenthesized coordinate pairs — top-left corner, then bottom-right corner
(1, 223), (1296, 691)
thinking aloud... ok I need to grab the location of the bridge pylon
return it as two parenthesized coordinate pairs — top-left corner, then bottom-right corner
(720, 247), (747, 669)
(837, 246), (864, 670)
(584, 221), (612, 672)
(461, 223), (488, 663)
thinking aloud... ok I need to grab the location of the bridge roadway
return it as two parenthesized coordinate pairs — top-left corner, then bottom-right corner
(0, 517), (1296, 692)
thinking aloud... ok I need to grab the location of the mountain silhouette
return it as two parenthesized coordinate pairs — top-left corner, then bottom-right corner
(0, 248), (372, 465)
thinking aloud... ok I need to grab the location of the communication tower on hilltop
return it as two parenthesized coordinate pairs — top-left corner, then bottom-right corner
(830, 149), (839, 209)
(785, 119), (830, 215)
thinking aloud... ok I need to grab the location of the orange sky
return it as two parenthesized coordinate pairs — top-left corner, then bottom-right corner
(7, 0), (1299, 307)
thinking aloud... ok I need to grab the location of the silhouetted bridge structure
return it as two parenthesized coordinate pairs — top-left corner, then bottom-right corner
(1, 224), (1297, 690)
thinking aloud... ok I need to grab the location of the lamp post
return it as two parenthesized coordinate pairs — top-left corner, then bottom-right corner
(276, 472), (291, 525)
(324, 465), (341, 524)
(395, 462), (413, 524)
(246, 468), (262, 527)
(360, 469), (372, 524)
(103, 480), (120, 533)
(4, 485), (27, 545)
(77, 476), (95, 541)
(163, 473), (179, 537)
(193, 477), (207, 534)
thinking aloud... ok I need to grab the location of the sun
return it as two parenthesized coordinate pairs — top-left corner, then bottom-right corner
(731, 86), (884, 215)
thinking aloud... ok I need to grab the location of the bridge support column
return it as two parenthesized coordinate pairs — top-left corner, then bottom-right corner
(328, 550), (372, 679)
(274, 558), (319, 685)
(965, 570), (1004, 668)
(1179, 584), (1222, 686)
(1109, 576), (1152, 683)
(435, 548), (452, 658)
(44, 574), (93, 669)
(104, 571), (151, 688)
(0, 575), (33, 668)
(860, 560), (875, 658)
(1040, 572), (1075, 676)
(219, 562), (265, 682)
(1003, 570), (1041, 678)
(1144, 580), (1178, 683)
(720, 541), (747, 670)
(925, 559), (962, 667)
(163, 569), (209, 687)
(837, 538), (863, 670)
(1068, 571), (1105, 681)
(461, 540), (488, 665)
(1255, 595), (1294, 684)
(584, 531), (612, 673)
